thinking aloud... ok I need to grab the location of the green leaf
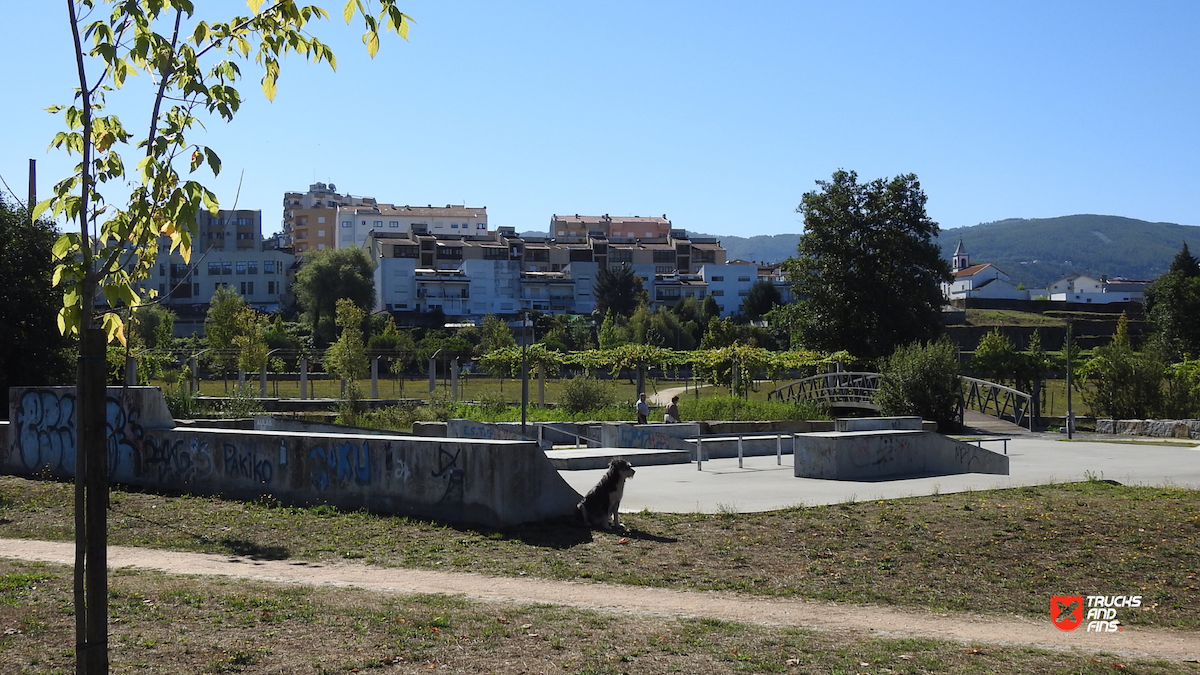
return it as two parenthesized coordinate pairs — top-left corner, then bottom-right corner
(262, 72), (277, 101)
(343, 0), (357, 24)
(364, 31), (380, 58)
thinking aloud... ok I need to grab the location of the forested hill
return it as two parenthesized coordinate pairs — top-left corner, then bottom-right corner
(933, 215), (1200, 289)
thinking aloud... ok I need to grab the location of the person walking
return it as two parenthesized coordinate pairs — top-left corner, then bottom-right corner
(664, 395), (680, 423)
(636, 392), (649, 424)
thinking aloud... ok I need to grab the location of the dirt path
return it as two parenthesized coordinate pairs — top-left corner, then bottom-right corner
(2, 538), (1195, 662)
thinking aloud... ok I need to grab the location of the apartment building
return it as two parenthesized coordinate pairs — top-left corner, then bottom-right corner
(337, 203), (488, 250)
(549, 213), (673, 240)
(365, 225), (732, 321)
(281, 182), (376, 253)
(142, 208), (296, 327)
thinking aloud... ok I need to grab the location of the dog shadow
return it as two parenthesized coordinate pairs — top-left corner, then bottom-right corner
(616, 527), (677, 543)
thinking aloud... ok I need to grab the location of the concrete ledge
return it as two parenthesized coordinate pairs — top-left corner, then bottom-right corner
(835, 416), (927, 432)
(794, 429), (1009, 480)
(5, 387), (581, 527)
(545, 447), (692, 471)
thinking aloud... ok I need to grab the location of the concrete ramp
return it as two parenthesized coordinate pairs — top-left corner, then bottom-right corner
(545, 447), (691, 471)
(794, 429), (1009, 480)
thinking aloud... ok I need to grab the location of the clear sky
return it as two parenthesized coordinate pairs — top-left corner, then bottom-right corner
(3, 1), (1200, 239)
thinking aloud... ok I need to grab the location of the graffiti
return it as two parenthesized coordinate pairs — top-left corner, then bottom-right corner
(450, 421), (526, 441)
(432, 446), (464, 505)
(107, 394), (145, 477)
(223, 443), (273, 484)
(618, 426), (688, 451)
(141, 436), (214, 484)
(384, 448), (411, 483)
(308, 441), (374, 491)
(14, 390), (76, 474)
(11, 388), (147, 478)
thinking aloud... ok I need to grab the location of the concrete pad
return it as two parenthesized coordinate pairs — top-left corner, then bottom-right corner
(545, 447), (692, 470)
(557, 433), (1200, 514)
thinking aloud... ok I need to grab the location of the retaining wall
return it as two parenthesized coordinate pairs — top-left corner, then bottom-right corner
(1096, 419), (1200, 440)
(794, 429), (1010, 480)
(4, 387), (580, 527)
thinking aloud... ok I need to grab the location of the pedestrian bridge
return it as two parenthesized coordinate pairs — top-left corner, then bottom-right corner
(767, 372), (1035, 430)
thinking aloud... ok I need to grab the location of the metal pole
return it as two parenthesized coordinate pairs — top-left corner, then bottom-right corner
(451, 357), (459, 402)
(371, 356), (380, 399)
(777, 434), (782, 465)
(300, 356), (308, 399)
(1066, 320), (1074, 439)
(696, 437), (703, 470)
(738, 435), (744, 468)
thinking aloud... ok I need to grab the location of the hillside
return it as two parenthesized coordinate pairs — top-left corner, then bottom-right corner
(934, 215), (1200, 289)
(530, 214), (1200, 288)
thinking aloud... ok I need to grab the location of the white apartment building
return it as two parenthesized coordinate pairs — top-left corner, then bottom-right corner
(338, 203), (488, 250)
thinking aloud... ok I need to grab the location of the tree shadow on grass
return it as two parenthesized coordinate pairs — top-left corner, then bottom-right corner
(217, 537), (291, 560)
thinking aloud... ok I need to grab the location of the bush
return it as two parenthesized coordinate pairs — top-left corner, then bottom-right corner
(559, 374), (617, 413)
(682, 396), (822, 422)
(875, 337), (961, 431)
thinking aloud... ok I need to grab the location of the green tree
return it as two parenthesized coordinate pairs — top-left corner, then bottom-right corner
(1080, 312), (1165, 419)
(476, 313), (516, 356)
(294, 246), (376, 345)
(0, 196), (73, 410)
(1144, 242), (1200, 360)
(782, 170), (952, 362)
(875, 337), (962, 430)
(325, 298), (369, 382)
(739, 280), (782, 321)
(128, 303), (176, 350)
(204, 286), (249, 380)
(597, 312), (632, 349)
(593, 264), (647, 319)
(36, 4), (411, 669)
(969, 328), (1018, 385)
(630, 305), (694, 350)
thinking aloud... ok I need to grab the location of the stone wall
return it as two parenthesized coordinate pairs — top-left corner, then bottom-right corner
(1096, 419), (1200, 439)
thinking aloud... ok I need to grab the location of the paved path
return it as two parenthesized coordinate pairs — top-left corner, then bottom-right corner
(2, 538), (1196, 662)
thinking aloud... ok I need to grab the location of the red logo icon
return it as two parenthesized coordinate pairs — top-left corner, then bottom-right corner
(1051, 596), (1084, 631)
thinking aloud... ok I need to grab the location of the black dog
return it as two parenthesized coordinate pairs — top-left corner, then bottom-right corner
(577, 458), (635, 531)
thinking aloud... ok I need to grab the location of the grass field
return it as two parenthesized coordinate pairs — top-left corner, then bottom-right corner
(2, 476), (1197, 673)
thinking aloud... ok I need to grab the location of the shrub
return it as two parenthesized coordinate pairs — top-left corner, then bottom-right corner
(559, 374), (617, 413)
(875, 337), (961, 431)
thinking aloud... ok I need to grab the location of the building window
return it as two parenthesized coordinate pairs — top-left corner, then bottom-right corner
(222, 262), (233, 275)
(240, 281), (254, 295)
(389, 220), (399, 228)
(477, 223), (485, 229)
(317, 216), (325, 224)
(192, 283), (199, 296)
(317, 230), (326, 237)
(247, 261), (258, 275)
(711, 290), (724, 297)
(264, 260), (276, 274)
(341, 220), (352, 228)
(236, 261), (248, 275)
(711, 275), (723, 282)
(374, 220), (383, 228)
(738, 277), (751, 282)
(267, 281), (277, 294)
(208, 262), (220, 276)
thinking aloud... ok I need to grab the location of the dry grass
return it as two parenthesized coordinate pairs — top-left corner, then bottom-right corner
(2, 476), (1198, 633)
(0, 559), (1192, 674)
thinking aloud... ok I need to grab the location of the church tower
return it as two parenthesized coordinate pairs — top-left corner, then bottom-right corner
(952, 239), (970, 273)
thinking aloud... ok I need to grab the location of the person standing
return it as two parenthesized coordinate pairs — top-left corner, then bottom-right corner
(664, 395), (680, 423)
(636, 392), (649, 424)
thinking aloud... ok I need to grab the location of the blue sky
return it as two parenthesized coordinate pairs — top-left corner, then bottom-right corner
(3, 1), (1200, 239)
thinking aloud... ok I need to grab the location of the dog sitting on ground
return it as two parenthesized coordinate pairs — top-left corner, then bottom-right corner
(577, 458), (636, 531)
